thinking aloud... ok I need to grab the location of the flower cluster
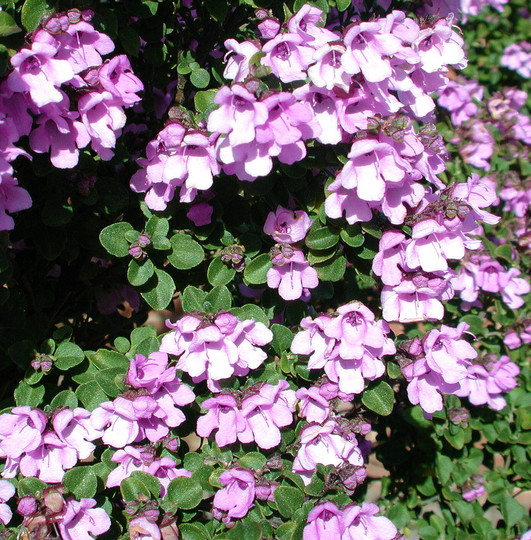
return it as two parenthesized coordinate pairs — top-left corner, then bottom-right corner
(17, 486), (110, 539)
(0, 9), (143, 230)
(399, 325), (520, 413)
(456, 354), (520, 410)
(293, 419), (369, 486)
(107, 445), (191, 497)
(91, 351), (195, 447)
(263, 206), (318, 301)
(373, 174), (500, 322)
(501, 42), (531, 78)
(159, 311), (273, 392)
(131, 7), (467, 218)
(452, 252), (530, 310)
(291, 301), (396, 395)
(399, 322), (478, 414)
(0, 406), (101, 482)
(303, 501), (398, 540)
(197, 380), (296, 449)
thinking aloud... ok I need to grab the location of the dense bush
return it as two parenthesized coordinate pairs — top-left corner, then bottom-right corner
(0, 0), (528, 538)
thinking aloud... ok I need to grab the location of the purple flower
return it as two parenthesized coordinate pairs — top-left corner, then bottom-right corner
(261, 34), (314, 83)
(8, 38), (74, 107)
(239, 380), (296, 449)
(98, 55), (144, 106)
(187, 201), (213, 226)
(222, 39), (261, 82)
(196, 393), (246, 447)
(106, 445), (153, 488)
(263, 206), (313, 244)
(197, 381), (296, 449)
(213, 468), (255, 522)
(207, 85), (268, 147)
(129, 515), (162, 540)
(501, 42), (531, 78)
(0, 162), (32, 230)
(126, 351), (177, 393)
(296, 387), (331, 424)
(303, 501), (345, 539)
(456, 355), (520, 410)
(462, 475), (486, 502)
(78, 91), (126, 160)
(52, 407), (102, 460)
(0, 406), (47, 460)
(267, 248), (318, 301)
(0, 480), (14, 525)
(54, 19), (115, 74)
(342, 502), (398, 540)
(17, 431), (78, 483)
(293, 421), (364, 485)
(291, 303), (395, 395)
(57, 498), (111, 540)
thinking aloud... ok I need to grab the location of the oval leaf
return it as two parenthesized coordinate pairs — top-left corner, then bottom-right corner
(361, 380), (394, 416)
(168, 234), (204, 270)
(244, 253), (272, 285)
(100, 222), (134, 257)
(166, 477), (203, 509)
(139, 269), (175, 311)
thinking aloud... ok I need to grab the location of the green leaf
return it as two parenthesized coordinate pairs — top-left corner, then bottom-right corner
(95, 367), (126, 397)
(168, 233), (205, 270)
(357, 246), (377, 260)
(207, 258), (235, 286)
(121, 472), (161, 501)
(460, 315), (484, 335)
(50, 389), (78, 409)
(271, 324), (294, 355)
(436, 454), (453, 485)
(119, 26), (140, 56)
(127, 258), (155, 287)
(231, 304), (270, 326)
(100, 222), (134, 257)
(195, 89), (218, 113)
(146, 215), (169, 238)
(54, 342), (85, 370)
(0, 12), (21, 36)
(180, 523), (210, 540)
(63, 467), (97, 499)
(114, 336), (130, 353)
(361, 381), (394, 416)
(314, 255), (346, 282)
(305, 226), (339, 250)
(130, 471), (162, 498)
(181, 286), (207, 312)
(494, 243), (514, 263)
(501, 495), (526, 528)
(166, 477), (203, 509)
(14, 381), (44, 407)
(190, 68), (210, 89)
(228, 522), (262, 540)
(204, 285), (232, 311)
(244, 253), (272, 285)
(274, 486), (305, 518)
(18, 477), (46, 497)
(21, 0), (48, 31)
(336, 0), (350, 11)
(153, 235), (171, 250)
(237, 452), (267, 470)
(90, 349), (129, 370)
(130, 326), (157, 346)
(75, 382), (108, 411)
(139, 269), (175, 311)
(340, 225), (364, 247)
